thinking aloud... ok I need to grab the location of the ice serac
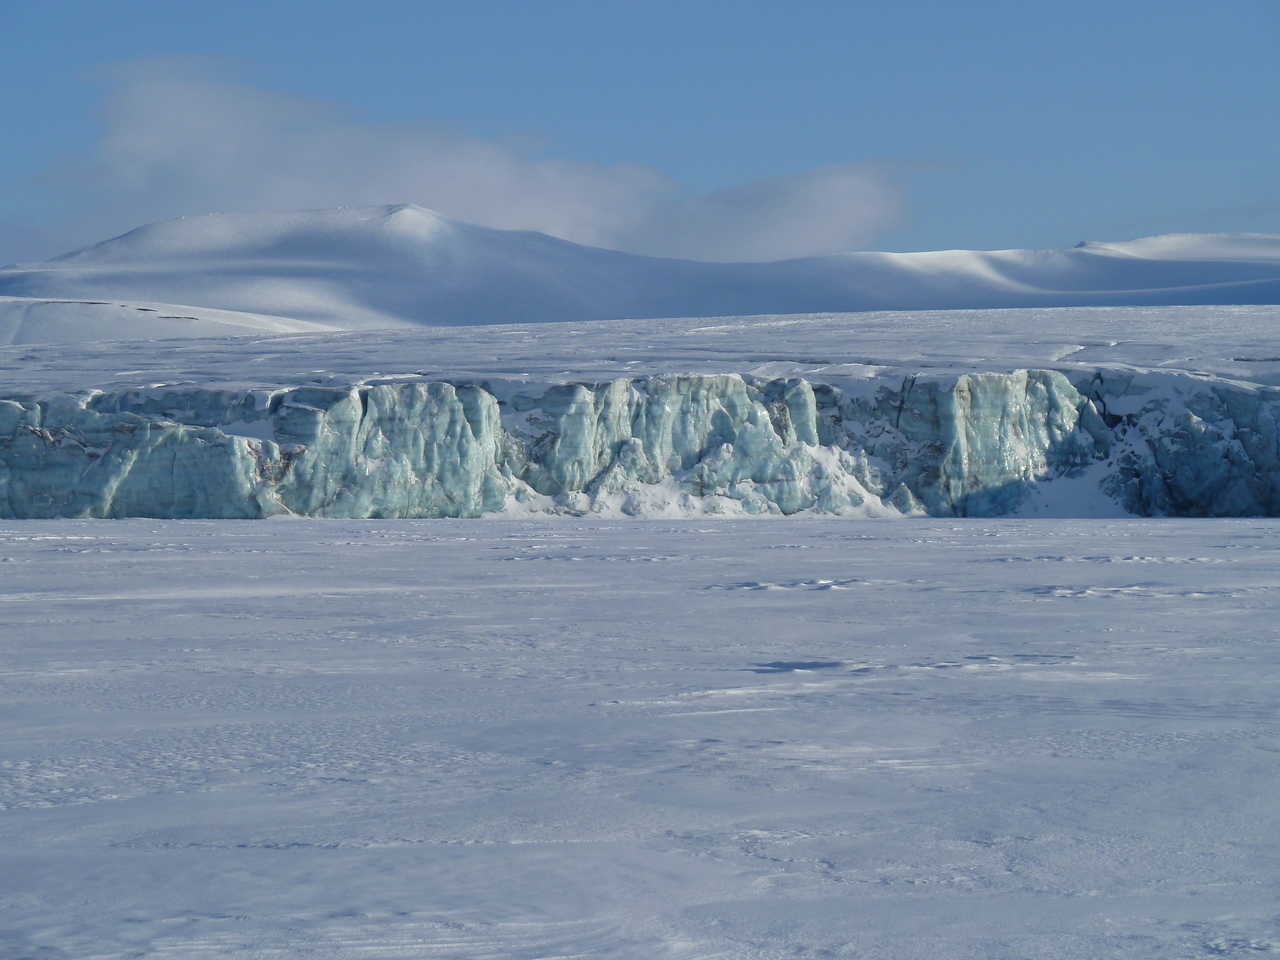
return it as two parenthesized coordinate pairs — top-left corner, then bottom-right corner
(505, 375), (872, 515)
(1, 368), (1279, 518)
(79, 382), (510, 518)
(1084, 370), (1280, 516)
(852, 369), (1109, 516)
(0, 394), (271, 519)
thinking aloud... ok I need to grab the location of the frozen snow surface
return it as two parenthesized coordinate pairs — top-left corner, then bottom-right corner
(2, 305), (1280, 519)
(3, 516), (1280, 958)
(2, 206), (1278, 340)
(0, 296), (338, 346)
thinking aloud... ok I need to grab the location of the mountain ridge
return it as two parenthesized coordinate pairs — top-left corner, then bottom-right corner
(1, 204), (1277, 344)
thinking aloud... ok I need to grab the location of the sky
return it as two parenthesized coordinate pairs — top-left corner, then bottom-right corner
(4, 0), (1277, 265)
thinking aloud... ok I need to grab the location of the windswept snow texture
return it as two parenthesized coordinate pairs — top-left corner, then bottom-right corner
(3, 517), (1280, 958)
(1, 205), (1278, 340)
(1, 307), (1279, 518)
(0, 296), (336, 346)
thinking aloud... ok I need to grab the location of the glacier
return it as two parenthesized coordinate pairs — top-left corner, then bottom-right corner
(2, 306), (1277, 520)
(3, 364), (1279, 519)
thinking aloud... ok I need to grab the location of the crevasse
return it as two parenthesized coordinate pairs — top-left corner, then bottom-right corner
(1, 368), (1277, 518)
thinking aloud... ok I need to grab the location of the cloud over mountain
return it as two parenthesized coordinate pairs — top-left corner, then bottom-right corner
(10, 59), (898, 265)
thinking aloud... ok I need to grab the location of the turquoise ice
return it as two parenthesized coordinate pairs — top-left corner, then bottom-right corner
(2, 365), (1278, 518)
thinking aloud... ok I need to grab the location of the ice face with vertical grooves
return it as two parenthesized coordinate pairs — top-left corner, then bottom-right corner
(503, 375), (877, 516)
(2, 364), (1279, 518)
(850, 369), (1114, 516)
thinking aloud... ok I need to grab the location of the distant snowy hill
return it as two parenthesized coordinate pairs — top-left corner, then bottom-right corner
(1, 204), (1278, 343)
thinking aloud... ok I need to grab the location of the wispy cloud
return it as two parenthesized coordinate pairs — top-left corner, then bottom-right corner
(12, 59), (899, 263)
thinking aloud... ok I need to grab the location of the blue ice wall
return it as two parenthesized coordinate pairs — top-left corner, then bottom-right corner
(1, 369), (1276, 518)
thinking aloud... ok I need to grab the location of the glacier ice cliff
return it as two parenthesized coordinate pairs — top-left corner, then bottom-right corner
(2, 365), (1279, 519)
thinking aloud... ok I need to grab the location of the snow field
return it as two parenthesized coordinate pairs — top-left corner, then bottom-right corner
(2, 517), (1279, 958)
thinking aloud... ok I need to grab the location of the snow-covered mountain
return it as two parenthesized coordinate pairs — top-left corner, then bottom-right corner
(1, 204), (1278, 343)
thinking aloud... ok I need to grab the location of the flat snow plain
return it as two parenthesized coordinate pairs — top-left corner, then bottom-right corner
(4, 516), (1280, 958)
(4, 304), (1280, 393)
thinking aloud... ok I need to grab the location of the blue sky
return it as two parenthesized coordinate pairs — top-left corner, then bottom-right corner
(5, 0), (1277, 263)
